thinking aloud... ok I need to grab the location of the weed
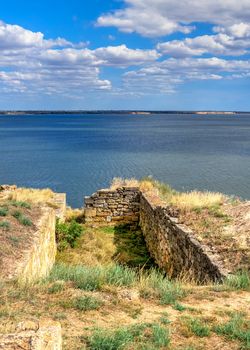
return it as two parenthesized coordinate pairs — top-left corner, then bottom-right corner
(9, 200), (31, 209)
(0, 207), (8, 216)
(87, 322), (170, 350)
(214, 313), (250, 348)
(224, 270), (250, 291)
(12, 210), (32, 226)
(48, 282), (65, 294)
(8, 236), (21, 246)
(105, 264), (137, 287)
(73, 296), (103, 311)
(53, 312), (67, 320)
(186, 318), (210, 337)
(56, 220), (83, 250)
(139, 269), (186, 305)
(173, 303), (187, 312)
(0, 221), (10, 230)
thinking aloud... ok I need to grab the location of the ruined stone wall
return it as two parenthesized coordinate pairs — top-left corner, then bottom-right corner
(0, 320), (62, 350)
(84, 187), (140, 225)
(140, 193), (227, 283)
(17, 206), (56, 285)
(84, 186), (227, 282)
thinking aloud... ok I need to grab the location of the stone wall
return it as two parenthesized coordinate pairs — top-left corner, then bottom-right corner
(140, 193), (227, 283)
(0, 320), (62, 350)
(84, 187), (140, 225)
(84, 186), (227, 282)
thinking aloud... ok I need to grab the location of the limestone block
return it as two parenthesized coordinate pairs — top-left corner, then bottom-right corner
(0, 320), (62, 350)
(85, 208), (97, 217)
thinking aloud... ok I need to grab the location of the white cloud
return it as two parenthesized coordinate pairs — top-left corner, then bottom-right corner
(93, 45), (160, 66)
(122, 57), (250, 94)
(0, 21), (160, 97)
(157, 23), (250, 57)
(97, 0), (250, 37)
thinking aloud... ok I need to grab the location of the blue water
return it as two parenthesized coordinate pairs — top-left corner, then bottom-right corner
(0, 113), (250, 207)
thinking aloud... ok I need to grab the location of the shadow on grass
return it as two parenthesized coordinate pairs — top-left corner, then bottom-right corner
(112, 224), (156, 269)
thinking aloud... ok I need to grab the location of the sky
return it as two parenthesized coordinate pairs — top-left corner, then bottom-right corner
(0, 0), (250, 110)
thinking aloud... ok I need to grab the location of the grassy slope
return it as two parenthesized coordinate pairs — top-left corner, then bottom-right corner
(1, 224), (249, 350)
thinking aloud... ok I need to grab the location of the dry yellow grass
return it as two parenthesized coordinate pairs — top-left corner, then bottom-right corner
(65, 207), (84, 222)
(110, 177), (139, 190)
(169, 190), (225, 210)
(110, 177), (226, 210)
(8, 187), (54, 204)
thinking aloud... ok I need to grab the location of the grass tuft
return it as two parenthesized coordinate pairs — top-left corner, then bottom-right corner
(87, 322), (170, 350)
(214, 313), (250, 348)
(73, 295), (103, 311)
(186, 318), (210, 337)
(224, 270), (250, 291)
(0, 207), (8, 216)
(0, 221), (10, 230)
(139, 269), (186, 305)
(12, 210), (32, 226)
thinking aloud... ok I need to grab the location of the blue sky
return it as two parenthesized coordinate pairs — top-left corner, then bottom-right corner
(0, 0), (250, 110)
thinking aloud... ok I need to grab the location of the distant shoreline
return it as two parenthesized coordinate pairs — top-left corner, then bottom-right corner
(0, 110), (249, 116)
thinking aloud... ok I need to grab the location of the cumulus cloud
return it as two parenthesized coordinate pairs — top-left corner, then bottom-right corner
(97, 0), (250, 37)
(123, 57), (250, 94)
(0, 21), (159, 97)
(157, 23), (250, 57)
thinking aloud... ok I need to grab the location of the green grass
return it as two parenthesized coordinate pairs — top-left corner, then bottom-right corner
(113, 224), (156, 268)
(186, 318), (210, 337)
(9, 200), (31, 209)
(0, 221), (10, 230)
(139, 269), (186, 305)
(173, 303), (187, 312)
(0, 207), (8, 216)
(49, 264), (185, 306)
(224, 271), (250, 291)
(12, 210), (32, 226)
(56, 219), (84, 250)
(48, 282), (65, 294)
(214, 313), (250, 349)
(73, 295), (103, 311)
(87, 322), (170, 350)
(105, 264), (137, 287)
(49, 263), (137, 291)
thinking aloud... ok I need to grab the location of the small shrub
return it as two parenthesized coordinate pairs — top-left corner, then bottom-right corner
(173, 303), (187, 312)
(56, 220), (83, 250)
(186, 318), (210, 337)
(0, 207), (8, 216)
(0, 221), (10, 230)
(73, 296), (103, 311)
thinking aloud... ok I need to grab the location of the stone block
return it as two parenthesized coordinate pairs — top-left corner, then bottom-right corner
(85, 208), (97, 217)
